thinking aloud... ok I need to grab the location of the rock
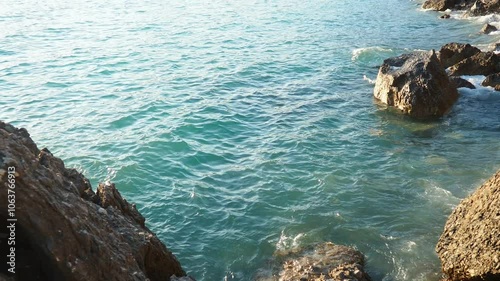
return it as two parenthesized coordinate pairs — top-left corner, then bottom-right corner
(255, 242), (371, 281)
(422, 0), (457, 11)
(481, 23), (498, 34)
(373, 50), (459, 118)
(436, 170), (500, 281)
(464, 0), (500, 16)
(438, 43), (481, 69)
(0, 121), (190, 281)
(440, 13), (451, 18)
(448, 51), (500, 76)
(450, 76), (476, 89)
(481, 72), (500, 87)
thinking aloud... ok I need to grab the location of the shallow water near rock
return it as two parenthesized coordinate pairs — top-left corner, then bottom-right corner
(1, 0), (499, 280)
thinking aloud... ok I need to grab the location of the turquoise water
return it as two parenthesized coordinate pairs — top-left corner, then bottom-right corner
(1, 0), (500, 280)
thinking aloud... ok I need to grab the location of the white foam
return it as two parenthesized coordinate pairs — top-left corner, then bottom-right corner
(351, 46), (394, 61)
(363, 75), (376, 84)
(275, 230), (305, 252)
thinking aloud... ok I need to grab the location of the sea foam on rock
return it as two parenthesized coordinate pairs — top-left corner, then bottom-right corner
(373, 50), (458, 118)
(436, 170), (500, 281)
(0, 121), (192, 281)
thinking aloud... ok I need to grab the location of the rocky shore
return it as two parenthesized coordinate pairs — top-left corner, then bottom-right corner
(0, 121), (194, 281)
(373, 42), (500, 118)
(373, 1), (500, 279)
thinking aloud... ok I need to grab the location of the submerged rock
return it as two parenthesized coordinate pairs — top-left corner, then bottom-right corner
(373, 50), (458, 118)
(0, 121), (189, 281)
(447, 51), (500, 76)
(255, 242), (371, 281)
(438, 43), (481, 69)
(436, 170), (500, 281)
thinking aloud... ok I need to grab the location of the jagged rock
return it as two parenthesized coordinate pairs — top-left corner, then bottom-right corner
(423, 0), (457, 11)
(0, 121), (189, 281)
(481, 23), (498, 34)
(448, 51), (500, 76)
(438, 43), (481, 69)
(450, 76), (476, 89)
(482, 72), (500, 88)
(373, 50), (458, 118)
(255, 242), (371, 281)
(464, 0), (500, 16)
(436, 170), (500, 281)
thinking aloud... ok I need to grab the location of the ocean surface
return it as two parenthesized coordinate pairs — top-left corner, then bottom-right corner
(1, 0), (499, 280)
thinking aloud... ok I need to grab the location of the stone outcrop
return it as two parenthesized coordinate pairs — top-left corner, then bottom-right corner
(0, 121), (191, 281)
(450, 76), (476, 89)
(447, 51), (500, 76)
(481, 23), (498, 34)
(436, 170), (500, 281)
(481, 73), (500, 89)
(438, 43), (481, 69)
(423, 0), (457, 11)
(255, 242), (371, 281)
(423, 0), (500, 16)
(373, 50), (458, 118)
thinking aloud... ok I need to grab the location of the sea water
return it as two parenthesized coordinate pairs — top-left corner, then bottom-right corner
(1, 0), (499, 280)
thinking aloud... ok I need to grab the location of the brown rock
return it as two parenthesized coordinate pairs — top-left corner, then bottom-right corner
(464, 0), (500, 16)
(0, 121), (189, 281)
(448, 51), (500, 76)
(423, 0), (457, 11)
(436, 170), (500, 281)
(255, 242), (371, 281)
(373, 50), (459, 118)
(441, 13), (451, 18)
(450, 76), (476, 89)
(438, 43), (481, 69)
(482, 72), (500, 88)
(481, 23), (498, 34)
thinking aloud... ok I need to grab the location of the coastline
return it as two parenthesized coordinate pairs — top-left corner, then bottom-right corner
(0, 1), (494, 280)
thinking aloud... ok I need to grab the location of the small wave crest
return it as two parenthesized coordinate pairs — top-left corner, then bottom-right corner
(351, 46), (394, 65)
(363, 75), (376, 84)
(274, 230), (305, 255)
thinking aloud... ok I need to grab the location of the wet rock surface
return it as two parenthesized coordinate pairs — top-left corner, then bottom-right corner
(0, 121), (189, 281)
(436, 170), (500, 281)
(449, 76), (476, 89)
(255, 242), (371, 281)
(373, 50), (458, 118)
(481, 73), (500, 88)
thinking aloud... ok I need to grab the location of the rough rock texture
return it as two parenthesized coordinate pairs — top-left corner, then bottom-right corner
(464, 0), (500, 16)
(438, 43), (481, 69)
(481, 23), (498, 34)
(450, 76), (476, 89)
(423, 0), (457, 11)
(0, 121), (188, 281)
(448, 51), (500, 76)
(255, 242), (371, 281)
(481, 73), (500, 88)
(373, 50), (459, 118)
(436, 170), (500, 281)
(424, 0), (500, 15)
